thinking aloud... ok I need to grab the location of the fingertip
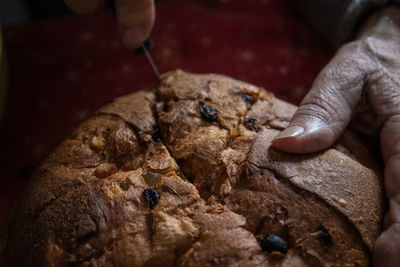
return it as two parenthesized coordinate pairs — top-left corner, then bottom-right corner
(271, 138), (302, 153)
(271, 124), (338, 154)
(373, 223), (400, 267)
(272, 126), (304, 142)
(121, 27), (146, 49)
(271, 126), (305, 153)
(116, 0), (155, 48)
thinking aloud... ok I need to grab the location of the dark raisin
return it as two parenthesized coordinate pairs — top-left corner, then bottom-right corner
(186, 175), (194, 183)
(199, 103), (218, 122)
(143, 188), (159, 209)
(318, 226), (332, 246)
(152, 127), (161, 141)
(260, 235), (288, 254)
(119, 180), (130, 191)
(238, 93), (254, 104)
(245, 118), (259, 132)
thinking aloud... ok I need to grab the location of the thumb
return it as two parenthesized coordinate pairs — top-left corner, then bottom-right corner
(272, 45), (367, 153)
(373, 223), (400, 267)
(116, 0), (155, 48)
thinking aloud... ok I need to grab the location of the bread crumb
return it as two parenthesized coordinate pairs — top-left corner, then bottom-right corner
(91, 136), (106, 151)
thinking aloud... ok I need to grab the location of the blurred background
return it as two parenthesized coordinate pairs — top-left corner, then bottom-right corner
(0, 0), (332, 231)
(0, 0), (71, 26)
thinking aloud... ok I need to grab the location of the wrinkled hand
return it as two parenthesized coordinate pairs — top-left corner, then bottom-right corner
(272, 7), (400, 267)
(64, 0), (155, 48)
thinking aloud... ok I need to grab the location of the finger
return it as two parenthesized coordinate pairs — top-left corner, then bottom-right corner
(380, 115), (400, 228)
(115, 0), (155, 48)
(380, 115), (400, 164)
(383, 146), (400, 200)
(369, 66), (400, 265)
(373, 223), (400, 267)
(65, 0), (107, 14)
(377, 116), (400, 266)
(272, 44), (369, 153)
(384, 195), (400, 228)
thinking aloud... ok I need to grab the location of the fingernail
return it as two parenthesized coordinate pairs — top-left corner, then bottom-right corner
(272, 126), (304, 142)
(122, 27), (144, 49)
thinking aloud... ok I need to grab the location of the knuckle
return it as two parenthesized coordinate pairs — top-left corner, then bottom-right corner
(294, 102), (337, 125)
(331, 39), (377, 76)
(299, 85), (352, 121)
(338, 39), (363, 53)
(317, 50), (368, 93)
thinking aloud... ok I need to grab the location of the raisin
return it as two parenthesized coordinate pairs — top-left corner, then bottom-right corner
(245, 118), (259, 132)
(199, 103), (218, 122)
(318, 226), (332, 246)
(186, 176), (194, 183)
(260, 235), (288, 254)
(238, 93), (254, 104)
(152, 127), (161, 141)
(143, 188), (159, 209)
(119, 180), (130, 191)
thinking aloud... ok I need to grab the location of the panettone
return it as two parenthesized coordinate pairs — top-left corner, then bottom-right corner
(2, 70), (384, 266)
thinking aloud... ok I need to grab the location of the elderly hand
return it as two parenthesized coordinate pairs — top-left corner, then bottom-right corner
(64, 0), (155, 48)
(272, 6), (400, 267)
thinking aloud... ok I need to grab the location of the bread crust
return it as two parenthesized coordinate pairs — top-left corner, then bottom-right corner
(2, 70), (384, 266)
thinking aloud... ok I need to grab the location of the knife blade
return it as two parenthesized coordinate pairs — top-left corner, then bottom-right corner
(138, 39), (160, 81)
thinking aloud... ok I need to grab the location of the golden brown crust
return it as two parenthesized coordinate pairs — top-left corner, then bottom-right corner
(3, 70), (384, 266)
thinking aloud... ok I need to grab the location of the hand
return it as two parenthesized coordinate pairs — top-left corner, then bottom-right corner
(271, 6), (400, 267)
(64, 0), (155, 48)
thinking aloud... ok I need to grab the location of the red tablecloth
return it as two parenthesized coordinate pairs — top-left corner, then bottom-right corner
(0, 0), (332, 231)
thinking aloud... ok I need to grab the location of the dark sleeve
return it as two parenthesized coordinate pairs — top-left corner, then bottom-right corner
(289, 0), (394, 48)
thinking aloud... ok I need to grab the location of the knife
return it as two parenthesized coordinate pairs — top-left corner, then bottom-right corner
(109, 0), (160, 80)
(135, 37), (160, 80)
